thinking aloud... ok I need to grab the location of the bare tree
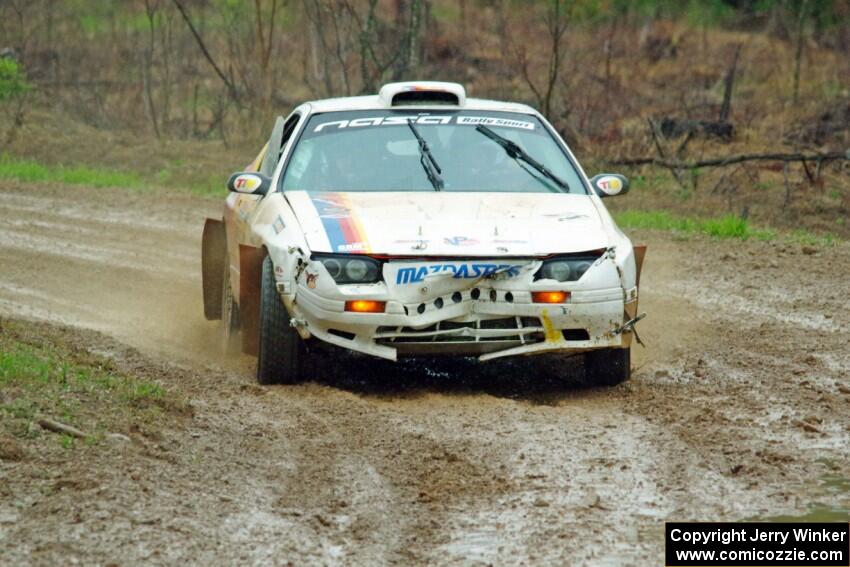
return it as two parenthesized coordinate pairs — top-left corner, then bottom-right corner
(392, 0), (424, 81)
(719, 44), (742, 123)
(141, 0), (161, 138)
(516, 0), (572, 121)
(340, 0), (401, 94)
(253, 0), (282, 104)
(350, 0), (381, 92)
(172, 0), (241, 105)
(792, 0), (809, 105)
(302, 0), (357, 96)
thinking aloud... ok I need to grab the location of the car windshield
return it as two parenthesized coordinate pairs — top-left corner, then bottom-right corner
(280, 110), (587, 194)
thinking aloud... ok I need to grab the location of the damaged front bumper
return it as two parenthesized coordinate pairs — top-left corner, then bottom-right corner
(288, 283), (638, 362)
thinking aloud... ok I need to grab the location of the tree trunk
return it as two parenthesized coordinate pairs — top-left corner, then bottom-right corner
(792, 0), (808, 105)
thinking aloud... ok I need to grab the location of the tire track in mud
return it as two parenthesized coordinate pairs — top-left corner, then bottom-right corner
(247, 387), (518, 564)
(2, 181), (849, 565)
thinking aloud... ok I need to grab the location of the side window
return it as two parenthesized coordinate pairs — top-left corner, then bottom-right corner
(280, 114), (300, 150)
(259, 113), (300, 178)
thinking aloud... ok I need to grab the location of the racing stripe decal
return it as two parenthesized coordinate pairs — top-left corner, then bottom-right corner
(310, 193), (371, 253)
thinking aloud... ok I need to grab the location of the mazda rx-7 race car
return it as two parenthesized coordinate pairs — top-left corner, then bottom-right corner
(202, 81), (646, 386)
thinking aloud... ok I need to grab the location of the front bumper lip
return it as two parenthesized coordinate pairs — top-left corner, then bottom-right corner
(288, 284), (631, 361)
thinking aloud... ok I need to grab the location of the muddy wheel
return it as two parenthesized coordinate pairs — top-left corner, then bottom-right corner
(584, 347), (630, 386)
(220, 258), (241, 355)
(257, 255), (306, 385)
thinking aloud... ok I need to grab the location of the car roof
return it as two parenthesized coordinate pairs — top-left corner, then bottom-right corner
(302, 95), (538, 115)
(295, 81), (539, 116)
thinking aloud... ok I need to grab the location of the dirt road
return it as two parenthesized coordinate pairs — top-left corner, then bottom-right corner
(1, 181), (849, 566)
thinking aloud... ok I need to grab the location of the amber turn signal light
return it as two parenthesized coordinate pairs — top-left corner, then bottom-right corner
(345, 300), (386, 313)
(532, 291), (570, 304)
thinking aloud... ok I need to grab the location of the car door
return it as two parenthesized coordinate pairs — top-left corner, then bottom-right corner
(224, 112), (302, 300)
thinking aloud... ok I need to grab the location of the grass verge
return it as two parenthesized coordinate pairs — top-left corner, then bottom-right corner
(615, 210), (781, 241)
(0, 319), (179, 452)
(0, 154), (144, 190)
(614, 210), (841, 245)
(0, 154), (225, 197)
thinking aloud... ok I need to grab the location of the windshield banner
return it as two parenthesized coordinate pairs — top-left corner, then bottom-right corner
(306, 111), (538, 137)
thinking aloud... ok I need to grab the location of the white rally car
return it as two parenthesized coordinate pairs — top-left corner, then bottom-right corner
(202, 82), (646, 385)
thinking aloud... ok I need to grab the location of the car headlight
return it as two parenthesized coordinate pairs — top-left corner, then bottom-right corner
(541, 260), (573, 281)
(315, 255), (382, 284)
(536, 255), (600, 282)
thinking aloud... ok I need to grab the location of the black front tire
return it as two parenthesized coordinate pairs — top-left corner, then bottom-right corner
(256, 255), (307, 385)
(584, 347), (630, 386)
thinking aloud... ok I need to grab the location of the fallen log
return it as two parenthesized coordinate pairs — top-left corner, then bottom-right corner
(612, 149), (850, 169)
(38, 418), (87, 439)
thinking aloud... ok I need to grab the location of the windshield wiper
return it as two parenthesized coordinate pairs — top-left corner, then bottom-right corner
(474, 125), (569, 192)
(407, 119), (444, 191)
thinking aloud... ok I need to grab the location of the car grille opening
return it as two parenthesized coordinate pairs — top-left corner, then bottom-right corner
(562, 329), (590, 341)
(328, 329), (356, 341)
(376, 317), (545, 346)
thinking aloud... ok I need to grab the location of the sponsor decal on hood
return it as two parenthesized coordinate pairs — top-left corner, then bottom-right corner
(310, 193), (371, 253)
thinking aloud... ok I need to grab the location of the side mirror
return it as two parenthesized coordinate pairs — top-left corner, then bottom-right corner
(227, 172), (271, 196)
(590, 173), (629, 198)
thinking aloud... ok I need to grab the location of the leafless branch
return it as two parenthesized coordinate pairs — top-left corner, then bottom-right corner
(171, 0), (240, 104)
(718, 44), (741, 123)
(612, 150), (850, 169)
(647, 118), (688, 189)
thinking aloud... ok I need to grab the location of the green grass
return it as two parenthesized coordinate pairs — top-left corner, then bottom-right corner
(0, 324), (169, 447)
(614, 210), (777, 241)
(0, 154), (144, 190)
(0, 154), (226, 197)
(616, 210), (841, 245)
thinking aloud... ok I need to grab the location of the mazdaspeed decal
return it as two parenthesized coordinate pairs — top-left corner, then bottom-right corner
(310, 193), (371, 253)
(395, 262), (523, 285)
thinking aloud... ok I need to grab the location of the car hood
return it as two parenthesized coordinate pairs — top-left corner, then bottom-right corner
(285, 190), (610, 256)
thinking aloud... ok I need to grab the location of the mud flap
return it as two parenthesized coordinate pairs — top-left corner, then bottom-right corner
(201, 219), (225, 320)
(239, 245), (265, 356)
(623, 245), (648, 347)
(633, 244), (647, 287)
